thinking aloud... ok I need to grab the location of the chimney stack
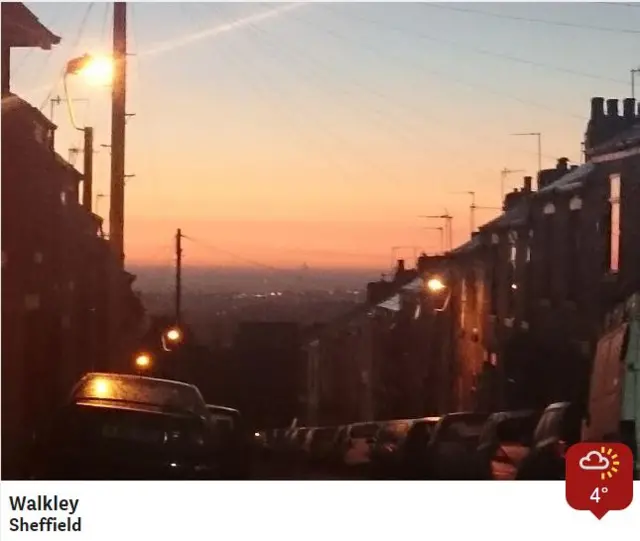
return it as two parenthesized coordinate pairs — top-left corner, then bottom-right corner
(523, 176), (532, 193)
(606, 98), (619, 117)
(590, 97), (605, 120)
(557, 157), (570, 173)
(623, 98), (636, 123)
(396, 259), (405, 274)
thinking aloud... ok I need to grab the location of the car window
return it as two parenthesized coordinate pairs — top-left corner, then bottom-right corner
(405, 421), (435, 447)
(440, 419), (485, 443)
(378, 421), (413, 443)
(495, 416), (537, 444)
(72, 374), (206, 415)
(533, 407), (567, 443)
(350, 423), (379, 439)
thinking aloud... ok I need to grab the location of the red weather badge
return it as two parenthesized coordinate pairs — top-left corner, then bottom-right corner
(565, 442), (634, 519)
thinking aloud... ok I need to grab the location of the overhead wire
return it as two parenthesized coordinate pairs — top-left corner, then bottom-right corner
(292, 5), (585, 124)
(324, 5), (627, 86)
(38, 2), (96, 113)
(272, 6), (579, 164)
(423, 3), (640, 34)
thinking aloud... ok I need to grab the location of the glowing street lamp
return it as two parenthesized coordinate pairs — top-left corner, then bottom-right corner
(65, 53), (114, 86)
(161, 326), (183, 351)
(427, 277), (446, 293)
(134, 352), (153, 370)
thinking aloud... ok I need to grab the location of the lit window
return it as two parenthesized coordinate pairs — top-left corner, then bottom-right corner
(609, 174), (621, 272)
(33, 252), (43, 264)
(60, 191), (67, 205)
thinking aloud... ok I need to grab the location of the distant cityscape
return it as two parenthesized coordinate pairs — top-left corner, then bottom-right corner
(133, 265), (377, 346)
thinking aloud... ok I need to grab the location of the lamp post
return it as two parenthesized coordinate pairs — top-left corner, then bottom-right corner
(64, 53), (114, 212)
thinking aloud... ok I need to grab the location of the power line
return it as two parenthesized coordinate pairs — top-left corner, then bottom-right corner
(423, 3), (640, 34)
(325, 5), (626, 86)
(288, 7), (586, 123)
(183, 235), (292, 273)
(38, 2), (96, 113)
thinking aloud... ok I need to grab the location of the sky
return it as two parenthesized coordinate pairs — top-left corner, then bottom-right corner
(11, 1), (640, 272)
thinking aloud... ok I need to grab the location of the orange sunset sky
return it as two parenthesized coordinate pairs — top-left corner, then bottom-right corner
(13, 2), (639, 271)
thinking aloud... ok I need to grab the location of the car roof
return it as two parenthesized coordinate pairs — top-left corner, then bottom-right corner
(207, 404), (240, 415)
(80, 372), (198, 390)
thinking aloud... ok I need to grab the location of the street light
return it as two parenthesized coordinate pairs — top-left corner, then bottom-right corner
(427, 277), (446, 293)
(161, 326), (183, 352)
(65, 53), (114, 86)
(134, 352), (152, 370)
(63, 53), (114, 212)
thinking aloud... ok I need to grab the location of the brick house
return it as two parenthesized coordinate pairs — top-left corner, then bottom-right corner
(1, 4), (144, 478)
(315, 96), (639, 422)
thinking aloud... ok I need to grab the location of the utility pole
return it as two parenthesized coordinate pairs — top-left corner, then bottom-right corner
(175, 228), (183, 325)
(110, 2), (127, 266)
(107, 2), (127, 370)
(500, 168), (524, 205)
(82, 126), (93, 211)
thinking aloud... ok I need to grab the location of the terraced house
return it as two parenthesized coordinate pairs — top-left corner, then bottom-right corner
(304, 95), (639, 425)
(1, 3), (144, 478)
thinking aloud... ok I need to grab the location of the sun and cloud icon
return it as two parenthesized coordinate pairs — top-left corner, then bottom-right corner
(579, 447), (621, 480)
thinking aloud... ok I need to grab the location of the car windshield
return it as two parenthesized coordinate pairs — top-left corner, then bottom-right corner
(72, 374), (206, 416)
(438, 416), (487, 443)
(350, 423), (379, 439)
(378, 421), (413, 443)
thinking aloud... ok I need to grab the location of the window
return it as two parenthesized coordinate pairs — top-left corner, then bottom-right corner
(523, 230), (534, 318)
(507, 231), (518, 315)
(489, 245), (500, 316)
(540, 214), (554, 298)
(609, 174), (621, 273)
(567, 201), (582, 302)
(60, 191), (67, 205)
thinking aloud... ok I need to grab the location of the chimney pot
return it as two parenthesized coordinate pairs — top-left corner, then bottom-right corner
(590, 97), (605, 119)
(623, 98), (636, 121)
(606, 98), (619, 117)
(396, 259), (405, 273)
(523, 176), (532, 192)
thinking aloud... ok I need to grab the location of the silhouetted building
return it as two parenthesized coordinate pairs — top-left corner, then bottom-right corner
(308, 96), (639, 422)
(1, 3), (144, 478)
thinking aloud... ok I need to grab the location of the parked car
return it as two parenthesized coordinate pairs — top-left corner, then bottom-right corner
(343, 422), (381, 477)
(370, 419), (415, 479)
(427, 412), (490, 479)
(31, 372), (220, 480)
(398, 416), (442, 479)
(308, 426), (339, 469)
(206, 404), (250, 479)
(473, 409), (541, 480)
(516, 402), (583, 480)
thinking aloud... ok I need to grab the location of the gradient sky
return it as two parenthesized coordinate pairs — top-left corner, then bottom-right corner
(11, 2), (640, 271)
